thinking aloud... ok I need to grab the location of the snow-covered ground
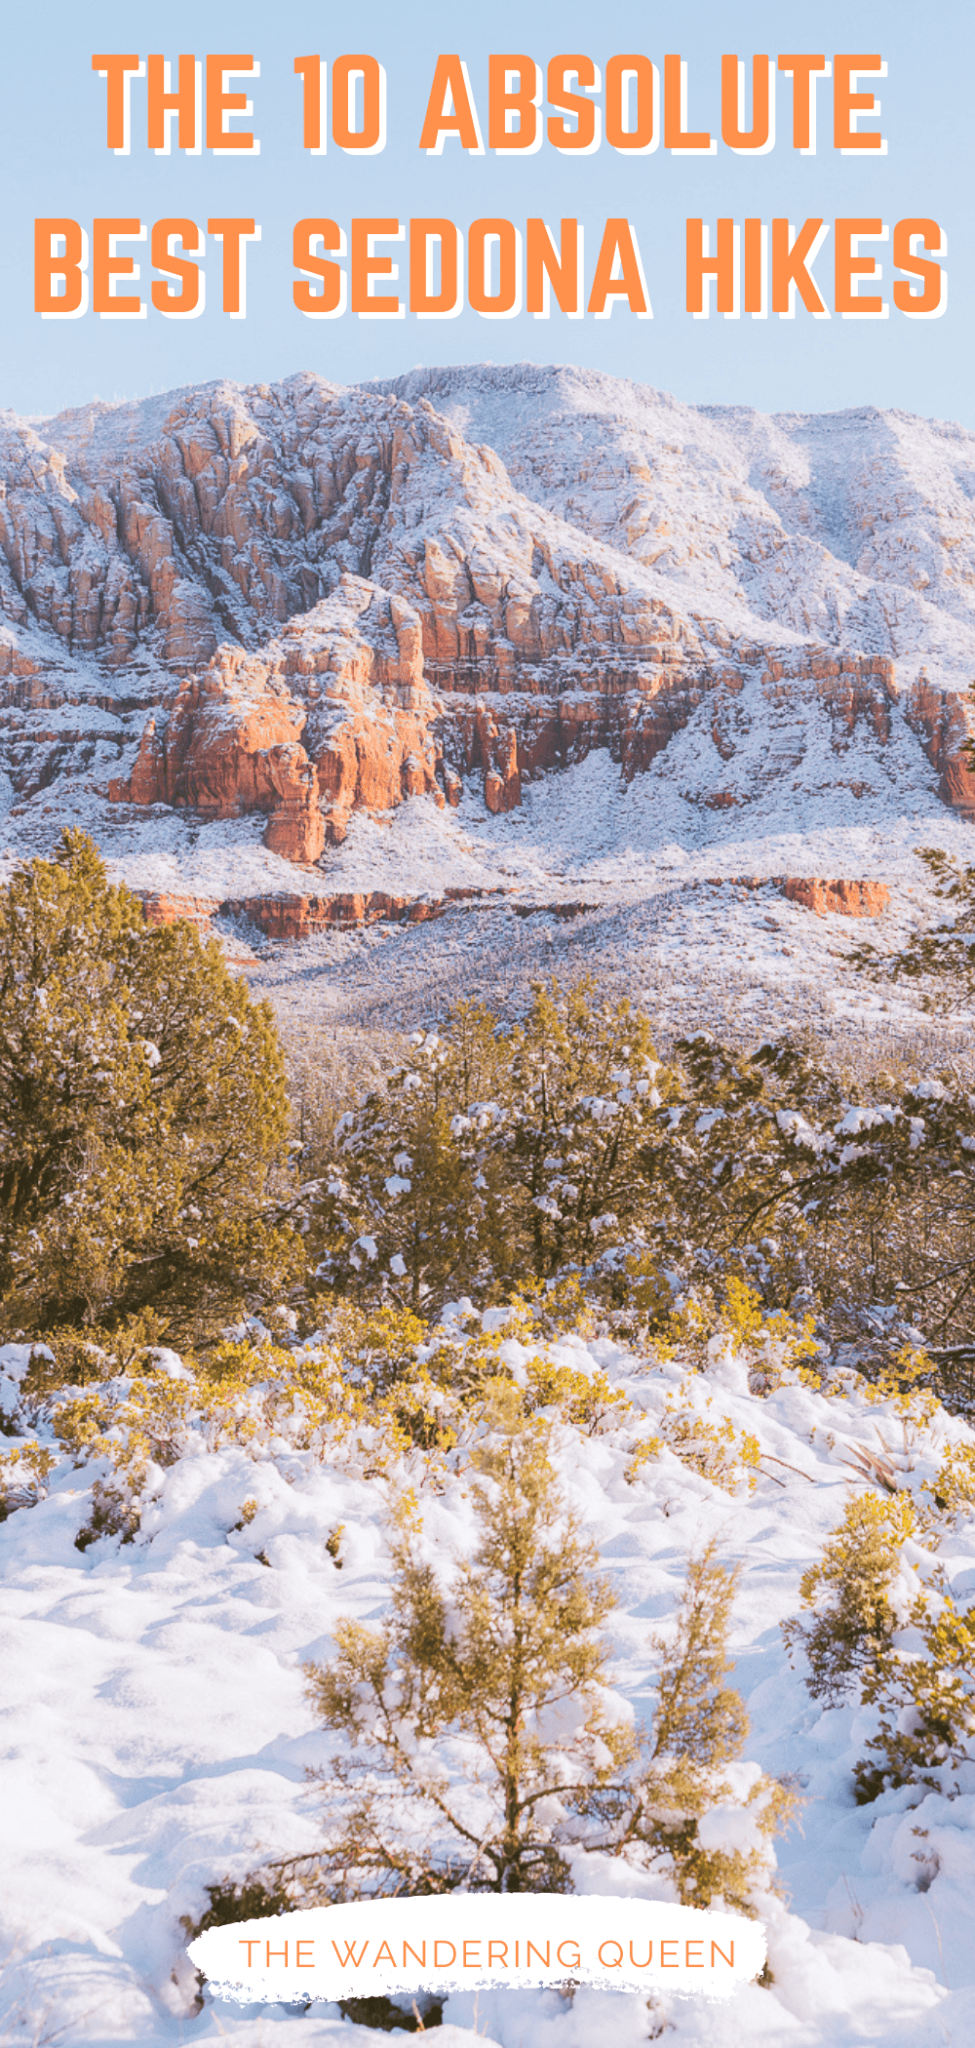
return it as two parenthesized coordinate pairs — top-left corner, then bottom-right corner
(10, 732), (971, 1063)
(4, 1318), (975, 2046)
(188, 753), (971, 1061)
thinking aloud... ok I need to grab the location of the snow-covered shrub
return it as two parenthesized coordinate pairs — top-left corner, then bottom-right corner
(291, 1384), (635, 1898)
(717, 1277), (822, 1393)
(20, 1329), (115, 1394)
(620, 1031), (975, 1365)
(621, 1542), (795, 1912)
(781, 1486), (975, 1805)
(278, 1393), (790, 1911)
(311, 984), (666, 1308)
(860, 1345), (940, 1414)
(5, 1295), (641, 1548)
(614, 1271), (821, 1397)
(782, 1492), (918, 1705)
(0, 1439), (55, 1518)
(523, 1353), (632, 1434)
(13, 1337), (382, 1543)
(75, 1475), (143, 1549)
(626, 1389), (761, 1495)
(855, 1593), (975, 1801)
(306, 986), (975, 1365)
(923, 1439), (975, 1525)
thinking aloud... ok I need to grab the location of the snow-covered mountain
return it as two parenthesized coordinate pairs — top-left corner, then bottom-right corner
(373, 364), (975, 682)
(1, 364), (974, 921)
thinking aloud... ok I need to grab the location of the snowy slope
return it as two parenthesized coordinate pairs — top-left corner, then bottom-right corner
(3, 1319), (975, 2046)
(372, 365), (975, 690)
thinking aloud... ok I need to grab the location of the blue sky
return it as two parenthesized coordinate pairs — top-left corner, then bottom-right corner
(4, 0), (971, 424)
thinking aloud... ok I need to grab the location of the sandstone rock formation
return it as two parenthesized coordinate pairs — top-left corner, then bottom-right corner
(109, 579), (446, 858)
(701, 875), (890, 916)
(904, 671), (975, 819)
(778, 878), (890, 917)
(141, 893), (222, 928)
(2, 365), (975, 869)
(139, 881), (501, 942)
(134, 871), (888, 945)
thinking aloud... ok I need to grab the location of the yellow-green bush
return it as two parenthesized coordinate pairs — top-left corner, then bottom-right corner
(856, 1592), (975, 1802)
(627, 1388), (761, 1495)
(923, 1441), (975, 1527)
(782, 1491), (918, 1705)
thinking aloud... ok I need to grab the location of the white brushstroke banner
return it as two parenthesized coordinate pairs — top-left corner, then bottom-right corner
(189, 1893), (766, 2002)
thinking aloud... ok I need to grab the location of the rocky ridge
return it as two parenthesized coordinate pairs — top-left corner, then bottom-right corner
(138, 872), (890, 944)
(1, 364), (974, 899)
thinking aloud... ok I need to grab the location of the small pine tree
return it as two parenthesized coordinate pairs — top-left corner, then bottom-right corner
(782, 1492), (917, 1705)
(0, 830), (297, 1337)
(292, 1386), (633, 1896)
(623, 1543), (793, 1911)
(276, 1394), (790, 1910)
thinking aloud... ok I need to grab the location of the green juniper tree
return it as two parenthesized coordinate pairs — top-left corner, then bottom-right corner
(0, 830), (298, 1338)
(781, 1492), (917, 1707)
(855, 1592), (975, 1801)
(293, 1386), (631, 1896)
(619, 1541), (794, 1910)
(281, 1391), (790, 1908)
(312, 982), (666, 1310)
(782, 1487), (975, 1804)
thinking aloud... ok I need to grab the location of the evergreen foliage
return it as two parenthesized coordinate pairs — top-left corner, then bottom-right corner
(855, 1593), (975, 1801)
(306, 986), (975, 1361)
(284, 1397), (789, 1909)
(924, 1440), (975, 1525)
(621, 1542), (794, 1910)
(780, 1490), (975, 1805)
(295, 1385), (633, 1896)
(782, 1492), (917, 1705)
(0, 832), (297, 1336)
(312, 984), (663, 1309)
(854, 846), (975, 1013)
(786, 1470), (975, 1806)
(632, 1033), (975, 1355)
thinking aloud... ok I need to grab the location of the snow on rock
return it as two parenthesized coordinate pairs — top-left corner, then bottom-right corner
(3, 365), (975, 921)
